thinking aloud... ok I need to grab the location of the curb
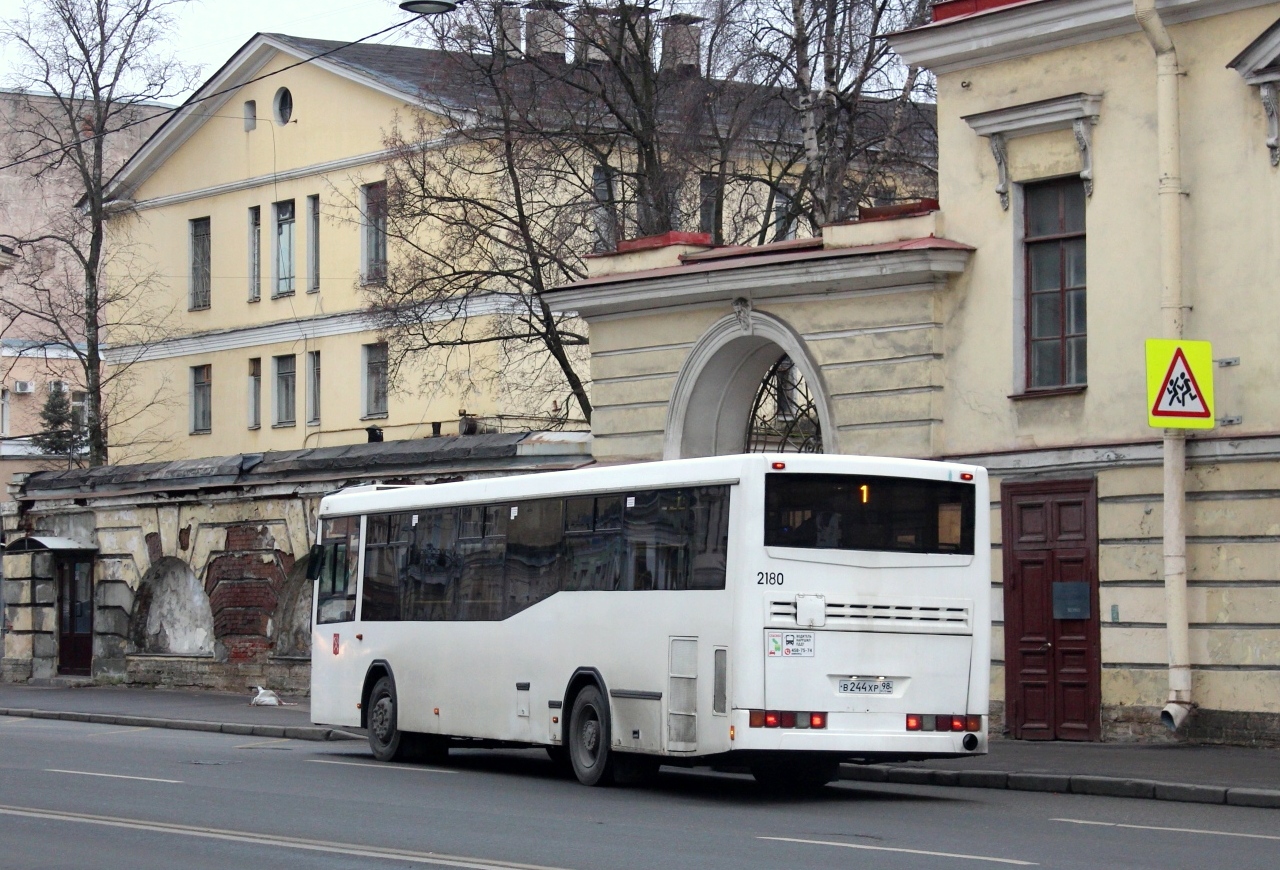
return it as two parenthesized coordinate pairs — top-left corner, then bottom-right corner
(0, 707), (362, 742)
(838, 764), (1279, 809)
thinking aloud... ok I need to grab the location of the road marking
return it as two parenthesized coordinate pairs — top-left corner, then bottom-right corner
(1053, 818), (1280, 842)
(759, 836), (1038, 866)
(235, 738), (294, 749)
(85, 727), (152, 738)
(44, 769), (184, 784)
(0, 717), (30, 725)
(0, 803), (571, 870)
(308, 759), (456, 774)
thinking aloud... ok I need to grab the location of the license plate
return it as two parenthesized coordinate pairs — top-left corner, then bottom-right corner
(839, 679), (894, 695)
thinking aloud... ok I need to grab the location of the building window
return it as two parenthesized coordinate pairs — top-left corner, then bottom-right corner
(698, 175), (720, 238)
(364, 343), (388, 418)
(362, 182), (387, 284)
(1, 388), (9, 436)
(591, 165), (617, 253)
(248, 206), (261, 302)
(190, 217), (211, 310)
(274, 354), (296, 426)
(274, 87), (293, 125)
(1024, 178), (1086, 389)
(772, 187), (796, 241)
(248, 358), (261, 429)
(191, 365), (212, 434)
(70, 391), (88, 428)
(243, 100), (257, 132)
(307, 195), (320, 292)
(274, 200), (295, 296)
(306, 350), (321, 425)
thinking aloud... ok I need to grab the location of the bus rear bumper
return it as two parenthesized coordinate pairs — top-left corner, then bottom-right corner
(731, 727), (987, 757)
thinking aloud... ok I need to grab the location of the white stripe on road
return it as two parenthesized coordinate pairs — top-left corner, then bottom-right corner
(85, 727), (152, 738)
(235, 737), (294, 749)
(758, 836), (1038, 865)
(0, 804), (571, 870)
(308, 758), (456, 774)
(1053, 818), (1280, 842)
(44, 769), (183, 784)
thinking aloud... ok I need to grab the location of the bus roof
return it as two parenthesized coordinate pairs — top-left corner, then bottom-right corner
(317, 453), (985, 518)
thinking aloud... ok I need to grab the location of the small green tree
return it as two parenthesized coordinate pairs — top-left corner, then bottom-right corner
(30, 387), (86, 466)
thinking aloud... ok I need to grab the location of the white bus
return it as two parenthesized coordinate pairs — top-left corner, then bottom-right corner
(309, 453), (990, 787)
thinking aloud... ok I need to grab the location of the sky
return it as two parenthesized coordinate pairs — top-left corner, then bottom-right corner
(0, 0), (424, 99)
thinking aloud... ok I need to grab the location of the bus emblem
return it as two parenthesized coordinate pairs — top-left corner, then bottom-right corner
(333, 633), (340, 655)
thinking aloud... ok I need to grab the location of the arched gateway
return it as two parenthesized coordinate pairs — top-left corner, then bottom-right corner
(663, 306), (835, 458)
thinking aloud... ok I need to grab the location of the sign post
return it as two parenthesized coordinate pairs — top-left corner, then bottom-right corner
(1146, 339), (1214, 430)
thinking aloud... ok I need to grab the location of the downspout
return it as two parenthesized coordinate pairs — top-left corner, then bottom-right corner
(1134, 0), (1192, 732)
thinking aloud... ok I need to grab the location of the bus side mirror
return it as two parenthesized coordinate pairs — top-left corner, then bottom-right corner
(305, 544), (325, 582)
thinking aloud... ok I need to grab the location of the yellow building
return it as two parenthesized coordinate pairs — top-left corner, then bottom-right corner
(103, 34), (520, 462)
(546, 0), (1280, 743)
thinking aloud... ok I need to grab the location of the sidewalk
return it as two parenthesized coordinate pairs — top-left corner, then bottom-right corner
(0, 683), (358, 742)
(0, 683), (1276, 806)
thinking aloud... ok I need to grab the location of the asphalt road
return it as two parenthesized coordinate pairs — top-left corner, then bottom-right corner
(0, 716), (1277, 870)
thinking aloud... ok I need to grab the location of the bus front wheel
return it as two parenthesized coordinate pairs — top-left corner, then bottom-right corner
(568, 685), (613, 786)
(367, 676), (407, 762)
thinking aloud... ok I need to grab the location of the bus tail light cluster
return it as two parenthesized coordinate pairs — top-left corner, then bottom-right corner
(905, 714), (982, 732)
(748, 710), (826, 729)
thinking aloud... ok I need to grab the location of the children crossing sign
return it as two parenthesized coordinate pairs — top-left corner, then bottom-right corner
(1146, 339), (1214, 429)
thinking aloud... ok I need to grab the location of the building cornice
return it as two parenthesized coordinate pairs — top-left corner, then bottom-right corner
(544, 248), (971, 318)
(889, 0), (1275, 74)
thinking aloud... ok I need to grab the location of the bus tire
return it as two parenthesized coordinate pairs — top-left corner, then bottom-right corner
(367, 676), (407, 762)
(750, 757), (839, 791)
(568, 685), (613, 786)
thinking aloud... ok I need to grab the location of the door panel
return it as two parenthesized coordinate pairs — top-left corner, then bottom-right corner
(57, 559), (94, 675)
(1003, 481), (1100, 741)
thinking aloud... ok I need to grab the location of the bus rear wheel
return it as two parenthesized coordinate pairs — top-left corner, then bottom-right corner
(568, 685), (613, 786)
(367, 676), (408, 762)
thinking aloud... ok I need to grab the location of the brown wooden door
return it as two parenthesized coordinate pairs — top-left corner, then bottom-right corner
(1003, 480), (1100, 741)
(57, 558), (94, 675)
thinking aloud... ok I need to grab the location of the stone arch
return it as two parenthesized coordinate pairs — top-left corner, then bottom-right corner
(663, 307), (838, 459)
(128, 557), (215, 655)
(270, 550), (314, 658)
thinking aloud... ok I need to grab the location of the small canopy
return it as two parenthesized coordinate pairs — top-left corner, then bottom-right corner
(3, 535), (97, 552)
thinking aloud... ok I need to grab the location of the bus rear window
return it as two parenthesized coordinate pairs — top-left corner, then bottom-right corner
(765, 473), (975, 555)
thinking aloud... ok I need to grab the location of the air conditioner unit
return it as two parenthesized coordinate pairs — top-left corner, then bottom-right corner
(12, 380), (33, 394)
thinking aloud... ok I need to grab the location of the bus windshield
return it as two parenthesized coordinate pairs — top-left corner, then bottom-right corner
(764, 472), (975, 555)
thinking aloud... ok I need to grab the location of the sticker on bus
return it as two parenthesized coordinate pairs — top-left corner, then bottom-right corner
(767, 631), (815, 657)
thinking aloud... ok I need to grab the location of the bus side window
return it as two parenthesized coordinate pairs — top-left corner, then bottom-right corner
(403, 508), (458, 621)
(506, 498), (564, 617)
(316, 516), (358, 624)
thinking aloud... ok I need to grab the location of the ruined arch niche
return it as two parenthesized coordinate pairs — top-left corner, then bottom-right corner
(663, 307), (837, 459)
(128, 557), (215, 655)
(270, 551), (314, 658)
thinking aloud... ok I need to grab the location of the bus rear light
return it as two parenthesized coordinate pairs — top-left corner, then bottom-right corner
(810, 712), (827, 729)
(764, 711), (780, 728)
(771, 462), (786, 470)
(908, 714), (983, 733)
(779, 711), (796, 728)
(749, 710), (766, 728)
(935, 715), (952, 732)
(960, 472), (974, 481)
(906, 714), (922, 731)
(966, 715), (983, 732)
(951, 715), (967, 732)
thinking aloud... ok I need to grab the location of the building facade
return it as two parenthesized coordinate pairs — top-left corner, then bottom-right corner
(544, 0), (1280, 744)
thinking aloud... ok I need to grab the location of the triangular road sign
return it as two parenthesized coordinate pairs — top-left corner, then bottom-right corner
(1151, 347), (1211, 418)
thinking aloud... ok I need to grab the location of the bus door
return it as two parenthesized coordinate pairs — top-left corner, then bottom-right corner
(311, 516), (364, 726)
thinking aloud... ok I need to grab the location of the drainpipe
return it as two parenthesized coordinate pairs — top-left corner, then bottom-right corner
(1134, 0), (1192, 732)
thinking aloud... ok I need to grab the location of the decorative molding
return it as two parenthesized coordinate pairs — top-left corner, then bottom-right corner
(732, 297), (753, 333)
(889, 0), (1273, 75)
(989, 133), (1010, 210)
(964, 93), (1102, 205)
(1261, 82), (1279, 167)
(545, 248), (971, 318)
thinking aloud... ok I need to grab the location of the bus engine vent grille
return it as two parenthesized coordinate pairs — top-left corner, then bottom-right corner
(770, 599), (972, 635)
(668, 637), (698, 751)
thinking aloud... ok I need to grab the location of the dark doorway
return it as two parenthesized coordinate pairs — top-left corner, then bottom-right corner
(1002, 479), (1100, 741)
(57, 557), (94, 675)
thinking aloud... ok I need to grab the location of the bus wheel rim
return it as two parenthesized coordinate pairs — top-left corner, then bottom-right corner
(371, 697), (393, 743)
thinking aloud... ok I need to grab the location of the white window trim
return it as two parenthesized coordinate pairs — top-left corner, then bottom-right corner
(359, 182), (387, 285)
(273, 354), (297, 427)
(190, 365), (212, 435)
(306, 195), (320, 293)
(306, 350), (321, 426)
(361, 343), (388, 419)
(248, 206), (261, 302)
(272, 200), (296, 298)
(248, 358), (261, 430)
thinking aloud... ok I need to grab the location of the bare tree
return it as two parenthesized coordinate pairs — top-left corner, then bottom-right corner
(0, 0), (196, 466)
(367, 0), (935, 422)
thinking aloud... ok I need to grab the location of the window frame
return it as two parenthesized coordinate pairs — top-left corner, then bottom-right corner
(248, 357), (261, 430)
(191, 364), (212, 434)
(248, 206), (261, 302)
(273, 199), (296, 297)
(306, 349), (321, 426)
(361, 182), (387, 285)
(274, 354), (297, 427)
(189, 217), (211, 310)
(306, 194), (320, 293)
(363, 342), (388, 419)
(1022, 177), (1087, 392)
